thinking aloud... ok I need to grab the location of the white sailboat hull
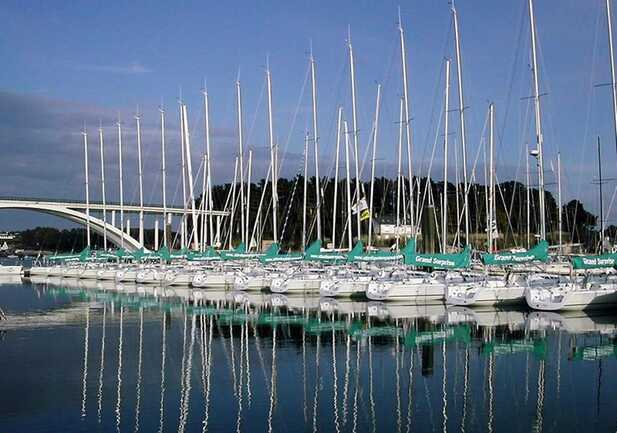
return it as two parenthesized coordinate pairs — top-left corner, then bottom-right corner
(270, 276), (322, 293)
(192, 271), (234, 288)
(525, 286), (617, 311)
(0, 265), (22, 276)
(164, 270), (194, 286)
(446, 284), (525, 306)
(320, 277), (370, 297)
(365, 280), (445, 302)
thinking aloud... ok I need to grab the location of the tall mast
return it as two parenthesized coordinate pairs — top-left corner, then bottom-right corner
(135, 111), (145, 248)
(266, 63), (278, 244)
(117, 119), (125, 249)
(348, 28), (362, 240)
(200, 153), (207, 252)
(606, 0), (617, 155)
(302, 133), (309, 250)
(398, 8), (415, 236)
(332, 107), (343, 248)
(343, 120), (353, 250)
(526, 144), (531, 249)
(488, 103), (496, 253)
(98, 125), (108, 251)
(396, 97), (404, 249)
(179, 101), (188, 249)
(528, 0), (547, 240)
(236, 80), (246, 247)
(310, 50), (322, 241)
(452, 1), (470, 245)
(442, 60), (451, 254)
(246, 149), (253, 249)
(229, 157), (238, 249)
(557, 152), (563, 254)
(82, 128), (91, 248)
(367, 84), (381, 249)
(159, 107), (167, 248)
(181, 104), (200, 250)
(203, 88), (214, 244)
(598, 137), (605, 253)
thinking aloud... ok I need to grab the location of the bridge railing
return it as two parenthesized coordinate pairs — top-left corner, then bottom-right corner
(0, 195), (179, 209)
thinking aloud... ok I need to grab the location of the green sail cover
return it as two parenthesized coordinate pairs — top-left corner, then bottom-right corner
(48, 246), (91, 262)
(187, 246), (222, 262)
(403, 238), (471, 269)
(260, 242), (305, 263)
(571, 253), (617, 270)
(351, 241), (414, 263)
(304, 240), (364, 263)
(219, 242), (276, 260)
(481, 241), (549, 266)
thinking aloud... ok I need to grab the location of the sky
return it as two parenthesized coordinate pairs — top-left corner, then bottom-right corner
(1, 0), (616, 230)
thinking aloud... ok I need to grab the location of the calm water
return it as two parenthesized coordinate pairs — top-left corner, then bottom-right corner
(0, 277), (616, 433)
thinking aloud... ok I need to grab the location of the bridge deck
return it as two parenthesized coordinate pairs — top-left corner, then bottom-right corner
(0, 196), (228, 216)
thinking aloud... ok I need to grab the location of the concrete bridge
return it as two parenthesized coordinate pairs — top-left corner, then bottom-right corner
(0, 196), (227, 252)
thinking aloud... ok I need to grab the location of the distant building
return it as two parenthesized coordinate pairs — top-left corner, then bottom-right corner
(0, 232), (16, 241)
(374, 216), (413, 240)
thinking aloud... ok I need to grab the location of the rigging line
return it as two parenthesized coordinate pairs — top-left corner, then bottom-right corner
(507, 97), (533, 245)
(569, 2), (603, 243)
(246, 79), (267, 155)
(417, 18), (454, 181)
(496, 2), (528, 243)
(280, 172), (302, 244)
(452, 111), (489, 241)
(495, 173), (518, 244)
(415, 87), (445, 231)
(276, 61), (311, 177)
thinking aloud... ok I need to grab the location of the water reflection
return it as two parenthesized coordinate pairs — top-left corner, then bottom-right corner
(0, 276), (615, 432)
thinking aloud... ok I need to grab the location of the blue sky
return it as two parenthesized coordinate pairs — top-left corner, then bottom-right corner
(1, 0), (615, 230)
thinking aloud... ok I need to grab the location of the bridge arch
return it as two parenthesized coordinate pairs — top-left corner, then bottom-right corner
(0, 201), (142, 252)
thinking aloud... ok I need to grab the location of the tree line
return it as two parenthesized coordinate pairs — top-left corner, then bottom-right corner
(12, 176), (602, 253)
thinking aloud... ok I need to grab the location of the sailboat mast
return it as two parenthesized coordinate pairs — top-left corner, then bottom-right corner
(200, 154), (207, 252)
(398, 9), (415, 236)
(526, 145), (531, 249)
(246, 150), (253, 249)
(203, 89), (214, 244)
(598, 136), (605, 253)
(135, 112), (145, 247)
(332, 107), (343, 248)
(489, 103), (496, 253)
(343, 120), (353, 250)
(368, 84), (381, 249)
(557, 152), (562, 254)
(82, 129), (91, 248)
(452, 2), (470, 245)
(266, 65), (278, 244)
(236, 80), (246, 246)
(310, 52), (322, 241)
(181, 104), (200, 250)
(159, 107), (167, 248)
(442, 59), (451, 254)
(606, 0), (617, 155)
(117, 120), (125, 249)
(528, 0), (547, 240)
(179, 103), (188, 249)
(396, 97), (404, 249)
(229, 157), (238, 249)
(302, 133), (309, 250)
(98, 126), (108, 250)
(348, 29), (362, 240)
